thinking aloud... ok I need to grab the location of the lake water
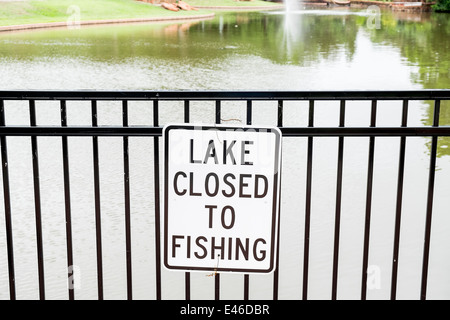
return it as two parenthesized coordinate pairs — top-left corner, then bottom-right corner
(0, 7), (449, 300)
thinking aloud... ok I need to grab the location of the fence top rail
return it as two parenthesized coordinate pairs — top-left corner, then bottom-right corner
(0, 90), (449, 101)
(1, 126), (450, 137)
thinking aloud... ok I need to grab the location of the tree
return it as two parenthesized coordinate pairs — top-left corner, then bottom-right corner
(433, 0), (450, 12)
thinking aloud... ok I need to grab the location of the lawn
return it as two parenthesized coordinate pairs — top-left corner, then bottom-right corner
(0, 0), (210, 26)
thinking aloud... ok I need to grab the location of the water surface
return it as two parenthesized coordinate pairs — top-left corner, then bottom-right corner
(0, 8), (449, 300)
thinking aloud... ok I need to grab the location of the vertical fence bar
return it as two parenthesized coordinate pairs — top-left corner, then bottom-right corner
(273, 100), (283, 300)
(277, 100), (283, 128)
(184, 100), (190, 124)
(215, 100), (221, 300)
(243, 275), (249, 300)
(91, 100), (104, 300)
(29, 100), (45, 300)
(391, 99), (408, 300)
(243, 99), (252, 300)
(246, 100), (252, 126)
(0, 100), (15, 300)
(184, 99), (191, 301)
(303, 100), (314, 300)
(421, 99), (440, 300)
(61, 100), (74, 300)
(215, 100), (221, 125)
(185, 271), (190, 301)
(123, 100), (132, 300)
(361, 99), (377, 300)
(214, 261), (220, 300)
(153, 100), (162, 300)
(332, 100), (346, 300)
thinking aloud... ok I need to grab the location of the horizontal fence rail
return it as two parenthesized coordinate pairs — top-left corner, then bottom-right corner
(0, 126), (450, 137)
(0, 90), (449, 300)
(0, 89), (449, 101)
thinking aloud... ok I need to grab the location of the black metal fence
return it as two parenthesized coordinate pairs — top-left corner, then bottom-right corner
(0, 90), (449, 300)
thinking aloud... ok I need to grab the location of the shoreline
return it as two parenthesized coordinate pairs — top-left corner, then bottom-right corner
(0, 13), (216, 33)
(0, 0), (438, 34)
(192, 5), (284, 10)
(301, 0), (436, 10)
(0, 2), (285, 33)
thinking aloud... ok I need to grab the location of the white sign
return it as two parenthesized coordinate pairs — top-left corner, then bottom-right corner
(163, 124), (282, 274)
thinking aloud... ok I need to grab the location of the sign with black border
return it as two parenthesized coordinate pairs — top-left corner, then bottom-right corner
(163, 124), (281, 274)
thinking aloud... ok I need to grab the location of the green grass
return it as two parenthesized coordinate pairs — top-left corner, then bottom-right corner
(0, 0), (211, 26)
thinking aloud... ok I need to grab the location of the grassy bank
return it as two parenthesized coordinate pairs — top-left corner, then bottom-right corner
(0, 0), (211, 27)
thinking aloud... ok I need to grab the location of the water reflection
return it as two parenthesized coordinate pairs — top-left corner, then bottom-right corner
(0, 9), (448, 72)
(279, 10), (304, 61)
(364, 10), (450, 156)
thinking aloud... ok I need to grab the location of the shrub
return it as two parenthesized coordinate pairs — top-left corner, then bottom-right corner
(433, 0), (450, 12)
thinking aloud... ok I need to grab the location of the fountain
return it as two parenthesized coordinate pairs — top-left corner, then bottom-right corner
(280, 0), (303, 61)
(284, 0), (301, 13)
